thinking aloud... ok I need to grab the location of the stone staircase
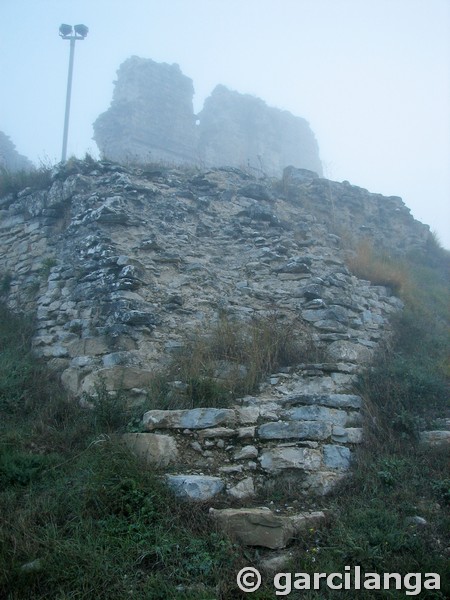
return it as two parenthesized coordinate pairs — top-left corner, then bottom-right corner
(123, 364), (367, 549)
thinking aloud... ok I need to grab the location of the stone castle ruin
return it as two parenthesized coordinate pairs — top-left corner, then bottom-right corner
(93, 56), (322, 176)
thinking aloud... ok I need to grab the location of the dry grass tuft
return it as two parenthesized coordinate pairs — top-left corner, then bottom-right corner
(346, 241), (411, 295)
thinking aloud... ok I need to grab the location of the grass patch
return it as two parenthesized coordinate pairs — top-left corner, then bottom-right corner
(0, 437), (242, 599)
(282, 445), (450, 599)
(0, 163), (53, 200)
(144, 314), (322, 410)
(346, 241), (410, 294)
(0, 302), (245, 599)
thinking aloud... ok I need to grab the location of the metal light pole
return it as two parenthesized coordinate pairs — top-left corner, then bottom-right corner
(59, 24), (88, 162)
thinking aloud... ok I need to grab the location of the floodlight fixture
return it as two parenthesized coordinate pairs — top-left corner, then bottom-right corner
(59, 23), (89, 162)
(74, 24), (89, 38)
(59, 24), (73, 38)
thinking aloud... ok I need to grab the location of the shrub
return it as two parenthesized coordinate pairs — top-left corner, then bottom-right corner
(82, 379), (131, 434)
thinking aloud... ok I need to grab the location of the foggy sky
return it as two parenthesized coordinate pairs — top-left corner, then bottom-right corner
(1, 0), (449, 247)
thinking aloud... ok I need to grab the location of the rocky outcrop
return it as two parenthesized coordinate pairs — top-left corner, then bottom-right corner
(0, 131), (33, 172)
(93, 57), (197, 165)
(197, 85), (322, 176)
(93, 57), (322, 176)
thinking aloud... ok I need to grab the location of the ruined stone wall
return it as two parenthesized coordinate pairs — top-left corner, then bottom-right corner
(282, 167), (430, 254)
(93, 57), (322, 176)
(0, 160), (432, 498)
(93, 57), (198, 164)
(197, 85), (323, 176)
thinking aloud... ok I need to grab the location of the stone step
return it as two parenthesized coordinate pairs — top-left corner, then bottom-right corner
(209, 507), (327, 549)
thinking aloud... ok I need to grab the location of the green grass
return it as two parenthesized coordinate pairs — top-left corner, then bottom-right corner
(0, 436), (243, 599)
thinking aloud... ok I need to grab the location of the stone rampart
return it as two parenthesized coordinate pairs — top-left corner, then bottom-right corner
(1, 159), (430, 498)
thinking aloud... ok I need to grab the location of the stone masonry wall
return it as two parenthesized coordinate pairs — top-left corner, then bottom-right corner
(1, 159), (430, 498)
(124, 389), (364, 500)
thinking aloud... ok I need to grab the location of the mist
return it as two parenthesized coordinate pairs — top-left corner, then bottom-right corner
(1, 0), (449, 247)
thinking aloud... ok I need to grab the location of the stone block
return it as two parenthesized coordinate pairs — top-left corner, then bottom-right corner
(209, 507), (294, 549)
(143, 408), (236, 430)
(322, 444), (351, 470)
(227, 477), (255, 499)
(235, 406), (260, 424)
(282, 405), (348, 426)
(346, 427), (363, 443)
(259, 551), (294, 574)
(326, 340), (372, 364)
(61, 367), (83, 394)
(123, 433), (178, 467)
(419, 431), (450, 448)
(282, 393), (362, 409)
(197, 427), (235, 439)
(258, 420), (331, 441)
(237, 426), (256, 438)
(166, 475), (224, 501)
(210, 507), (326, 549)
(302, 471), (348, 495)
(234, 445), (258, 460)
(259, 447), (322, 472)
(67, 337), (111, 357)
(81, 367), (155, 393)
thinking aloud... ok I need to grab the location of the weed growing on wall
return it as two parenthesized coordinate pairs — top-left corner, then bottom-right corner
(144, 314), (323, 410)
(0, 163), (53, 199)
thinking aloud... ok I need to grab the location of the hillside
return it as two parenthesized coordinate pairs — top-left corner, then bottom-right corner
(0, 157), (448, 599)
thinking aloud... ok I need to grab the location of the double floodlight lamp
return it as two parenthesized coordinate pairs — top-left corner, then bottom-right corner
(59, 22), (89, 162)
(59, 23), (89, 39)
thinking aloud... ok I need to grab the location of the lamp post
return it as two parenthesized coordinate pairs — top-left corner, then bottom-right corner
(59, 24), (88, 162)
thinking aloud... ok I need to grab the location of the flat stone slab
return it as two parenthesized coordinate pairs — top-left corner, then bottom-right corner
(197, 427), (235, 439)
(210, 507), (326, 549)
(166, 474), (225, 501)
(259, 447), (322, 472)
(420, 430), (450, 448)
(332, 426), (363, 444)
(282, 405), (348, 426)
(303, 470), (348, 495)
(280, 394), (362, 409)
(258, 420), (332, 441)
(209, 507), (294, 549)
(227, 477), (255, 500)
(143, 408), (236, 430)
(123, 432), (178, 467)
